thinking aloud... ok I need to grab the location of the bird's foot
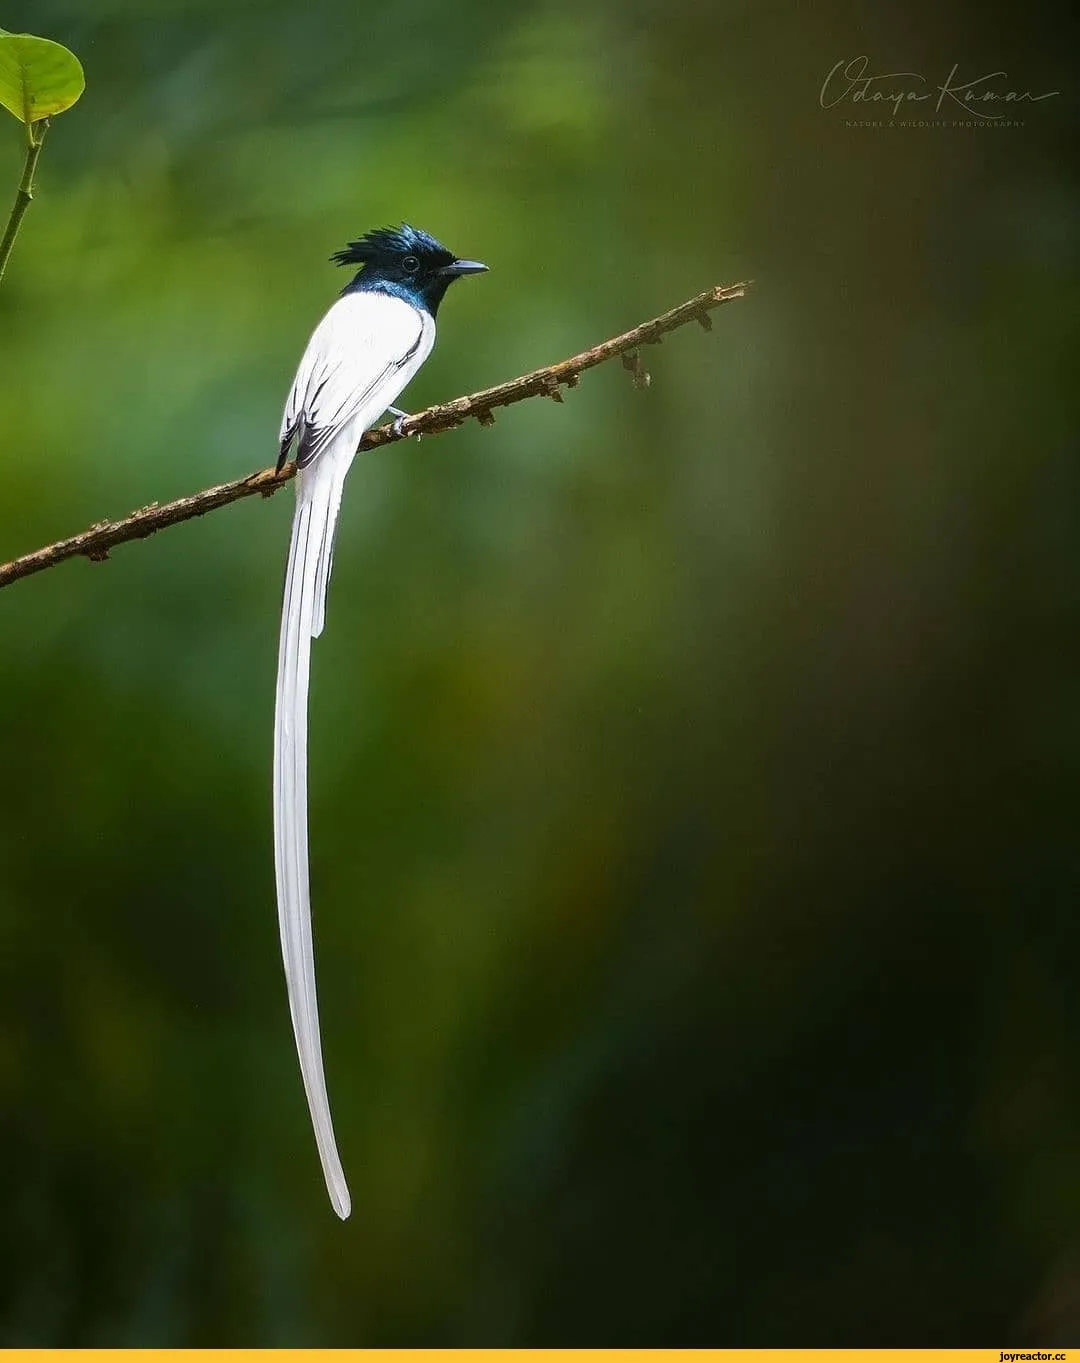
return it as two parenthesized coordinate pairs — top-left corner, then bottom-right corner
(388, 407), (420, 442)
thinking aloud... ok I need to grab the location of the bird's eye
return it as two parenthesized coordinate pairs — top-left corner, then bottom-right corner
(401, 254), (420, 274)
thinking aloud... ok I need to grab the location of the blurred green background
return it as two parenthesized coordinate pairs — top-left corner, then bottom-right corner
(1, 0), (1077, 1346)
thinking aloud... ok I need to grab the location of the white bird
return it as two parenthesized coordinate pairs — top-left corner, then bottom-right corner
(274, 225), (487, 1218)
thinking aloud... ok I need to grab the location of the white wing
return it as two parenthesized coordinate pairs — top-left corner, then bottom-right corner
(280, 290), (434, 471)
(274, 290), (435, 1219)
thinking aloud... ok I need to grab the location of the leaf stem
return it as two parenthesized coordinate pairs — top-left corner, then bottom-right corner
(0, 117), (48, 288)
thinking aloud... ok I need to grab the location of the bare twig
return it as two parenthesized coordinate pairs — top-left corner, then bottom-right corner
(0, 281), (750, 589)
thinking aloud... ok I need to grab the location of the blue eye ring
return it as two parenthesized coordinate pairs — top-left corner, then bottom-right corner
(402, 254), (420, 274)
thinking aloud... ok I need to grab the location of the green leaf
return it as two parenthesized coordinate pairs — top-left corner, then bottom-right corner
(0, 33), (85, 124)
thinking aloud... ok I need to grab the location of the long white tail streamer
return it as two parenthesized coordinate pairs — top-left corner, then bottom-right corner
(273, 446), (354, 1218)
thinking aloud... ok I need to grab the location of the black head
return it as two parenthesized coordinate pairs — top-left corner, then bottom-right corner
(331, 224), (487, 315)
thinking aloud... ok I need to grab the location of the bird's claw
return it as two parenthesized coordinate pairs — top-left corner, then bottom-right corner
(389, 407), (421, 442)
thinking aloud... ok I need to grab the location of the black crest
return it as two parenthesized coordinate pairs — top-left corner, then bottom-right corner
(330, 224), (454, 270)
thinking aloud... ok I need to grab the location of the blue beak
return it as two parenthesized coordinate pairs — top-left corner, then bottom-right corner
(440, 259), (488, 277)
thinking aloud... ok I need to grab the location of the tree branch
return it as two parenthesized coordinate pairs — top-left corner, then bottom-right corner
(0, 281), (750, 589)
